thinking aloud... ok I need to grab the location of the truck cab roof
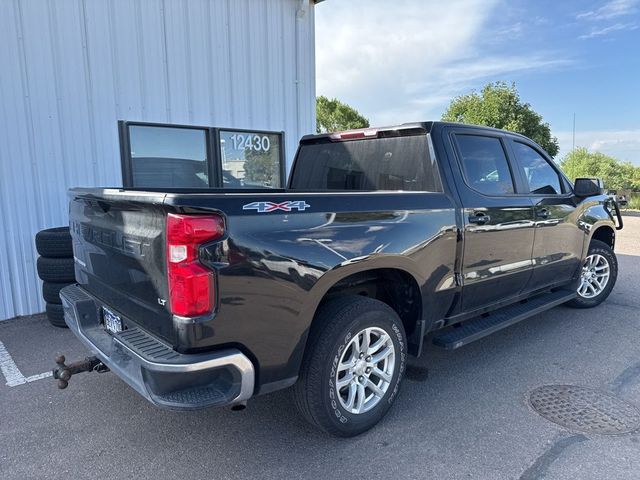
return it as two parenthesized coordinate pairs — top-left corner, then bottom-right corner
(300, 121), (531, 144)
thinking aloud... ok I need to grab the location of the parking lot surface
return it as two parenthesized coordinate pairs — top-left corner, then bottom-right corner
(1, 215), (639, 480)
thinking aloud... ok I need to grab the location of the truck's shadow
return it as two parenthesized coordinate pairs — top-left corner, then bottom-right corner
(98, 254), (639, 478)
(17, 254), (638, 479)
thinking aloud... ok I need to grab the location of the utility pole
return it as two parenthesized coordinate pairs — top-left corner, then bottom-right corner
(572, 113), (576, 151)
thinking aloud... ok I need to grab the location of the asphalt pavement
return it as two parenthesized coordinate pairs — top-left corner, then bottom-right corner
(1, 215), (639, 480)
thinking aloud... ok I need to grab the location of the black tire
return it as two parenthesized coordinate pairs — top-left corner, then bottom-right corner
(45, 303), (68, 328)
(42, 282), (69, 304)
(35, 227), (73, 258)
(293, 296), (407, 437)
(566, 239), (618, 309)
(36, 257), (76, 283)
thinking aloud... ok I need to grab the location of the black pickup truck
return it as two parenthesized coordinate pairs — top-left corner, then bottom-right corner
(57, 121), (623, 436)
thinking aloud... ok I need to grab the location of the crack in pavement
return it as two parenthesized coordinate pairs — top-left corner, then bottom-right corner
(519, 434), (588, 480)
(610, 360), (640, 395)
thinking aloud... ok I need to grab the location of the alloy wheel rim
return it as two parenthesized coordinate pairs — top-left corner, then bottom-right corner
(335, 327), (395, 414)
(577, 253), (610, 299)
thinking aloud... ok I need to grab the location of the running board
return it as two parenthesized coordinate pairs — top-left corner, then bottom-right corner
(433, 289), (576, 350)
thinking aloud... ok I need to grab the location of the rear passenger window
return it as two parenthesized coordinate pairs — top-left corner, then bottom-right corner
(290, 135), (442, 192)
(512, 142), (563, 195)
(454, 135), (515, 195)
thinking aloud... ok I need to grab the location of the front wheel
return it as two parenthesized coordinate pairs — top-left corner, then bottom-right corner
(566, 239), (618, 308)
(293, 296), (407, 437)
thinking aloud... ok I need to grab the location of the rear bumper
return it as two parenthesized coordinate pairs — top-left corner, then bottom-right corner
(59, 284), (255, 410)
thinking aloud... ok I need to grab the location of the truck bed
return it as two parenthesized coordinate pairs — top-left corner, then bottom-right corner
(68, 186), (458, 390)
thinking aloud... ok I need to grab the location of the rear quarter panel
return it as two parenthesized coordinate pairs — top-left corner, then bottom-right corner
(165, 191), (458, 392)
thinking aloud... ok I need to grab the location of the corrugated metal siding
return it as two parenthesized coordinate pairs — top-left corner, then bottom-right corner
(0, 0), (316, 320)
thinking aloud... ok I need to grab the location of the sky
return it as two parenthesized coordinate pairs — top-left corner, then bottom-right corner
(315, 0), (640, 164)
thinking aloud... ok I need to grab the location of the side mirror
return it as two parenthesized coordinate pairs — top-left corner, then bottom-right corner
(574, 178), (604, 197)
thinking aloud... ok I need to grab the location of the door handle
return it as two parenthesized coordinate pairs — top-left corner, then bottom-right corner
(468, 212), (490, 225)
(536, 208), (550, 219)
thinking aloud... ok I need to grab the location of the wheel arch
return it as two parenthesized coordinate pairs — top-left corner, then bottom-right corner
(578, 199), (617, 258)
(316, 267), (423, 335)
(295, 260), (425, 373)
(590, 224), (615, 250)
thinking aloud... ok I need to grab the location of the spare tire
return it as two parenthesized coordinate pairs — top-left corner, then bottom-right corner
(45, 303), (67, 328)
(35, 227), (73, 258)
(42, 282), (69, 304)
(37, 257), (75, 283)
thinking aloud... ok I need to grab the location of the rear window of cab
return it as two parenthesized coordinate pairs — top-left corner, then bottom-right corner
(290, 135), (442, 192)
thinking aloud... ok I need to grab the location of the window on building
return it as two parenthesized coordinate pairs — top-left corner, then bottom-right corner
(120, 122), (284, 189)
(219, 130), (283, 188)
(128, 125), (209, 188)
(454, 135), (515, 195)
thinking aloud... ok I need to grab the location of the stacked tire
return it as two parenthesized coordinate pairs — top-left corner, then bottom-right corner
(35, 227), (75, 328)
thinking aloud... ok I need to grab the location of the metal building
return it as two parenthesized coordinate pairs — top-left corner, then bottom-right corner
(0, 0), (319, 320)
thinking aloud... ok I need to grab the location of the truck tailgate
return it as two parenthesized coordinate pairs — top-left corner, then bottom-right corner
(68, 189), (174, 342)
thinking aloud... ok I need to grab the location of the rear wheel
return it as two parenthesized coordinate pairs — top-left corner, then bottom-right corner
(566, 239), (617, 308)
(293, 296), (407, 437)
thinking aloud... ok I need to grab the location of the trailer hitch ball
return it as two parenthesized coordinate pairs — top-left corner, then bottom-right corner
(54, 355), (70, 389)
(53, 354), (108, 390)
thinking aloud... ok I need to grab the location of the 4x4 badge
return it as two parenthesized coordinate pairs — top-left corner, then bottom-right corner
(243, 201), (310, 213)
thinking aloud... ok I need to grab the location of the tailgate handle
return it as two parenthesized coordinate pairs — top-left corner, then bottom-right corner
(97, 201), (111, 213)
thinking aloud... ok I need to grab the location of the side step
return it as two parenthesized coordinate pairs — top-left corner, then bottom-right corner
(433, 289), (576, 350)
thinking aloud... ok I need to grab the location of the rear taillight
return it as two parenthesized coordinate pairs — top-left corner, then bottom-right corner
(166, 213), (225, 317)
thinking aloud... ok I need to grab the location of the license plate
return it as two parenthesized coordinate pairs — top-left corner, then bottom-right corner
(102, 307), (123, 334)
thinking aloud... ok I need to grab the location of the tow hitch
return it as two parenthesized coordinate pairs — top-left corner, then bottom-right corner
(52, 355), (109, 389)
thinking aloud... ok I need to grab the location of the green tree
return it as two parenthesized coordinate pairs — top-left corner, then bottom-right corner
(560, 147), (639, 190)
(243, 147), (279, 187)
(316, 96), (369, 133)
(442, 81), (559, 157)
